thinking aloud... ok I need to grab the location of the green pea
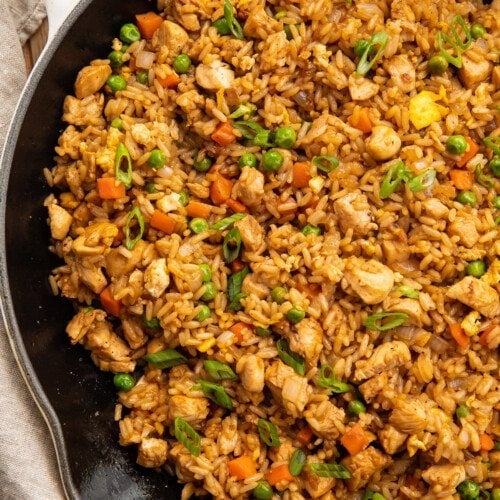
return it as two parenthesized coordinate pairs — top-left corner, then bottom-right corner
(120, 23), (141, 44)
(197, 305), (211, 322)
(213, 18), (230, 35)
(275, 126), (296, 149)
(173, 54), (192, 74)
(178, 191), (189, 206)
(253, 130), (273, 148)
(271, 286), (287, 304)
(113, 373), (135, 391)
(362, 492), (386, 500)
(255, 327), (271, 337)
(110, 118), (123, 131)
(108, 50), (124, 68)
(492, 196), (500, 210)
(347, 400), (366, 416)
(470, 23), (486, 39)
(201, 282), (217, 301)
(457, 479), (480, 500)
(262, 150), (284, 172)
(489, 157), (500, 176)
(189, 218), (209, 234)
(253, 480), (273, 500)
(456, 190), (476, 206)
(465, 260), (486, 278)
(193, 155), (213, 172)
(286, 306), (305, 324)
(354, 39), (373, 58)
(199, 263), (212, 283)
(428, 55), (449, 75)
(136, 70), (149, 85)
(301, 224), (322, 236)
(239, 152), (258, 169)
(145, 182), (159, 194)
(148, 149), (166, 169)
(455, 403), (470, 419)
(446, 135), (468, 154)
(120, 43), (129, 53)
(107, 75), (127, 93)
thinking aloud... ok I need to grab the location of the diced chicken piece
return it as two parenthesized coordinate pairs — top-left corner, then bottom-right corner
(72, 221), (118, 257)
(137, 438), (168, 468)
(234, 215), (264, 253)
(76, 261), (107, 294)
(342, 447), (392, 491)
(355, 341), (411, 381)
(289, 318), (323, 366)
(366, 125), (402, 161)
(121, 316), (147, 349)
(422, 198), (449, 219)
(260, 31), (289, 72)
(236, 354), (265, 393)
(303, 457), (336, 498)
(66, 308), (106, 344)
(305, 400), (345, 440)
(217, 415), (240, 455)
(130, 123), (152, 147)
(446, 277), (500, 319)
(106, 240), (147, 278)
(458, 53), (492, 89)
(243, 5), (280, 39)
(144, 258), (170, 298)
(265, 360), (312, 418)
(422, 464), (466, 491)
(389, 395), (429, 434)
(62, 94), (105, 127)
(359, 371), (389, 403)
(384, 55), (416, 93)
(333, 191), (374, 236)
(482, 260), (500, 286)
(176, 89), (205, 124)
(449, 217), (479, 248)
(232, 166), (265, 207)
(155, 20), (189, 55)
(348, 74), (380, 101)
(170, 262), (203, 294)
(343, 257), (395, 305)
(74, 62), (112, 99)
(241, 274), (269, 299)
(195, 60), (235, 90)
(378, 425), (407, 454)
(48, 204), (73, 240)
(382, 239), (410, 264)
(386, 298), (427, 327)
(168, 395), (209, 427)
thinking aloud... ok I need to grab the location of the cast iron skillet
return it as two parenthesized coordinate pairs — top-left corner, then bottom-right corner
(0, 0), (182, 498)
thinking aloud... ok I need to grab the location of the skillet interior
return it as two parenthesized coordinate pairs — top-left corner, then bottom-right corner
(0, 0), (182, 497)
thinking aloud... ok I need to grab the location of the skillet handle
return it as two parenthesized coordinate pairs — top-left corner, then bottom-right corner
(45, 0), (79, 41)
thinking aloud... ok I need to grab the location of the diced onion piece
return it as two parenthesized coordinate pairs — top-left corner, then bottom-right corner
(136, 50), (155, 69)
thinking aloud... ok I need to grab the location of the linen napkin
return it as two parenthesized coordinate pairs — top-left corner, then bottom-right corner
(0, 1), (65, 498)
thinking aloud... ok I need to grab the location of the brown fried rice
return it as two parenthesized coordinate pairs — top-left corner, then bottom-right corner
(45, 0), (499, 498)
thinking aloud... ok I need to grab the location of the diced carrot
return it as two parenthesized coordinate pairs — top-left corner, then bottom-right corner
(449, 323), (469, 348)
(296, 426), (314, 445)
(135, 12), (163, 39)
(149, 210), (176, 234)
(229, 322), (253, 343)
(341, 423), (370, 455)
(100, 286), (121, 316)
(211, 121), (236, 146)
(292, 162), (312, 189)
(226, 198), (248, 213)
(227, 456), (256, 480)
(186, 200), (212, 219)
(348, 107), (373, 133)
(97, 177), (126, 199)
(210, 173), (234, 205)
(456, 137), (479, 167)
(480, 433), (494, 452)
(157, 73), (180, 89)
(449, 169), (473, 190)
(266, 464), (293, 486)
(479, 325), (496, 347)
(230, 259), (245, 272)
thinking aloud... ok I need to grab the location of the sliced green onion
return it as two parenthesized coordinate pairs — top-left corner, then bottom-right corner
(141, 313), (160, 329)
(143, 349), (187, 369)
(276, 339), (305, 376)
(253, 130), (274, 148)
(255, 327), (271, 337)
(174, 417), (201, 456)
(223, 227), (242, 263)
(312, 155), (339, 173)
(483, 136), (500, 156)
(379, 161), (410, 199)
(145, 182), (159, 194)
(124, 207), (145, 250)
(475, 164), (495, 188)
(309, 462), (352, 478)
(115, 143), (133, 188)
(397, 285), (420, 299)
(437, 30), (462, 68)
(450, 15), (472, 50)
(257, 418), (281, 447)
(199, 263), (212, 283)
(233, 120), (266, 140)
(315, 364), (350, 393)
(210, 213), (246, 230)
(408, 169), (436, 192)
(356, 31), (389, 76)
(224, 0), (244, 39)
(288, 448), (307, 476)
(203, 360), (238, 381)
(229, 103), (257, 119)
(197, 379), (233, 410)
(364, 312), (409, 331)
(227, 265), (249, 311)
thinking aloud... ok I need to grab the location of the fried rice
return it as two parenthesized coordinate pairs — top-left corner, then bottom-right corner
(44, 0), (499, 498)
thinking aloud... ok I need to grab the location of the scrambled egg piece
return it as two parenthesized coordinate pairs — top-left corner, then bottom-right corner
(461, 311), (481, 337)
(481, 260), (500, 286)
(409, 87), (448, 130)
(407, 435), (427, 457)
(96, 126), (123, 172)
